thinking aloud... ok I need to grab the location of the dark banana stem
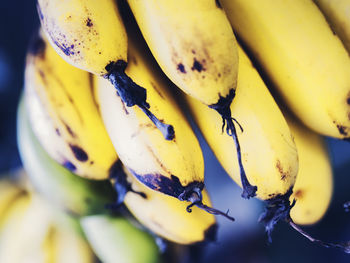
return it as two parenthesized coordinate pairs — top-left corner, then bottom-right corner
(183, 188), (235, 222)
(287, 217), (350, 254)
(108, 160), (146, 207)
(106, 60), (175, 141)
(209, 89), (257, 199)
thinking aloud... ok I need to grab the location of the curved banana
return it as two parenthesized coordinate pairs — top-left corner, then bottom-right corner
(288, 115), (333, 225)
(185, 45), (298, 201)
(17, 96), (116, 216)
(126, 0), (256, 198)
(120, 167), (216, 245)
(25, 30), (117, 180)
(37, 0), (173, 140)
(96, 32), (208, 210)
(81, 214), (159, 263)
(221, 0), (350, 139)
(314, 0), (350, 53)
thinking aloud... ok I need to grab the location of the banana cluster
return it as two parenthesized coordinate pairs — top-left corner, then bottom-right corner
(8, 0), (350, 259)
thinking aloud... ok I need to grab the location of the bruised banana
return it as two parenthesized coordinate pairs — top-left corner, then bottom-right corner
(37, 0), (173, 140)
(314, 0), (350, 53)
(221, 0), (350, 139)
(81, 214), (159, 263)
(119, 167), (216, 245)
(126, 0), (256, 198)
(96, 31), (233, 219)
(185, 45), (298, 202)
(25, 30), (117, 180)
(17, 97), (116, 216)
(288, 114), (333, 225)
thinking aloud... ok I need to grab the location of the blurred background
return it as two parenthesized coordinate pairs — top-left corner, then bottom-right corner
(0, 1), (349, 262)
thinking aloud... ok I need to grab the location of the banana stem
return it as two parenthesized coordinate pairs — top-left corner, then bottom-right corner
(109, 161), (146, 206)
(184, 189), (235, 221)
(260, 189), (350, 253)
(287, 217), (350, 254)
(106, 60), (175, 140)
(209, 89), (257, 199)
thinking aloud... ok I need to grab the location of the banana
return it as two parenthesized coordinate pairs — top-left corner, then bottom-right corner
(185, 45), (299, 202)
(314, 0), (350, 53)
(81, 214), (159, 263)
(0, 178), (25, 221)
(0, 194), (53, 263)
(120, 167), (216, 245)
(221, 0), (350, 139)
(37, 0), (173, 140)
(25, 29), (118, 180)
(17, 96), (116, 216)
(51, 219), (95, 263)
(127, 0), (256, 199)
(288, 115), (333, 225)
(96, 29), (233, 219)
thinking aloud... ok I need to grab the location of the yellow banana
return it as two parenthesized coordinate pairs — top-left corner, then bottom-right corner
(288, 115), (333, 225)
(81, 214), (159, 263)
(126, 0), (256, 198)
(185, 45), (299, 202)
(0, 194), (53, 263)
(37, 0), (173, 140)
(25, 30), (117, 180)
(17, 96), (116, 216)
(314, 0), (350, 53)
(221, 0), (350, 139)
(96, 30), (233, 219)
(120, 167), (216, 245)
(0, 178), (25, 222)
(50, 220), (95, 263)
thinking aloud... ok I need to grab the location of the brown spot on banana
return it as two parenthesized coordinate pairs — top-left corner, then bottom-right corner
(191, 58), (205, 72)
(177, 63), (186, 73)
(60, 118), (76, 138)
(69, 144), (89, 162)
(294, 189), (303, 199)
(150, 81), (165, 99)
(275, 159), (290, 181)
(86, 17), (93, 27)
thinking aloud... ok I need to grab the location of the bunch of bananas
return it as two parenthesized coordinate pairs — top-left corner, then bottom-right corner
(7, 0), (350, 260)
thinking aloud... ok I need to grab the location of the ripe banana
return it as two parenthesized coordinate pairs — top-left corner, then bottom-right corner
(50, 219), (95, 263)
(314, 0), (350, 53)
(185, 45), (298, 202)
(120, 166), (216, 245)
(37, 0), (173, 140)
(17, 96), (116, 216)
(81, 214), (159, 263)
(0, 194), (53, 263)
(126, 0), (256, 198)
(25, 29), (117, 180)
(221, 0), (350, 139)
(0, 178), (25, 221)
(288, 115), (333, 225)
(96, 29), (226, 217)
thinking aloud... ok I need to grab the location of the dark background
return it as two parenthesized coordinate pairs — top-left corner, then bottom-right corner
(0, 1), (349, 262)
